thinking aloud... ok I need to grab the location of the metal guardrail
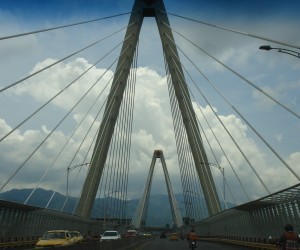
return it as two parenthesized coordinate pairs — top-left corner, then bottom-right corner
(201, 237), (278, 250)
(0, 237), (151, 250)
(0, 240), (37, 248)
(196, 183), (300, 238)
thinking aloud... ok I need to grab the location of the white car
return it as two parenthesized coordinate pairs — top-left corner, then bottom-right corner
(100, 231), (121, 241)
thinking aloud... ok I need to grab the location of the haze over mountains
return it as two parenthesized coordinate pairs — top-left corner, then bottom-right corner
(0, 188), (233, 226)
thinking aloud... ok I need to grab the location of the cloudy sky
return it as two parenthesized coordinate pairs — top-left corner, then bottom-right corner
(0, 0), (300, 210)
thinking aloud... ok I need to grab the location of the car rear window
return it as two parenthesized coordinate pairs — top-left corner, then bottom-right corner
(103, 231), (117, 236)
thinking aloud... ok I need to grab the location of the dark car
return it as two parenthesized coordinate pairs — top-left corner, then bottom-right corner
(160, 232), (166, 238)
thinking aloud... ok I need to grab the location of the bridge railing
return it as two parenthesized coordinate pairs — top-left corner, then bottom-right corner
(0, 200), (107, 242)
(196, 183), (300, 239)
(1, 183), (300, 243)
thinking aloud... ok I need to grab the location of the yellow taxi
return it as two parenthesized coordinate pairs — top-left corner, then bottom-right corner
(169, 233), (179, 241)
(35, 230), (75, 248)
(69, 231), (84, 243)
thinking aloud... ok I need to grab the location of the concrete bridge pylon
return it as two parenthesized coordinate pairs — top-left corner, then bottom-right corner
(131, 150), (184, 229)
(75, 0), (221, 218)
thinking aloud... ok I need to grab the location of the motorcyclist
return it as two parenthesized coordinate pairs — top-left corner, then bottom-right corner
(187, 229), (197, 248)
(278, 224), (299, 250)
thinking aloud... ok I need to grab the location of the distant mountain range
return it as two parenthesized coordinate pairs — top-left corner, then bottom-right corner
(0, 188), (234, 226)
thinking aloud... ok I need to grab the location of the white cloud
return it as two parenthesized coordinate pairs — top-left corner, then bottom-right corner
(1, 53), (299, 205)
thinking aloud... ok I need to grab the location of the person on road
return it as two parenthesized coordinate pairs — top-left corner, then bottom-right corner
(279, 224), (299, 250)
(187, 229), (197, 248)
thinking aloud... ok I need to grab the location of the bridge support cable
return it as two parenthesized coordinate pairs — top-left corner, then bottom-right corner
(0, 32), (131, 144)
(165, 24), (300, 121)
(65, 68), (127, 213)
(170, 68), (222, 213)
(25, 57), (119, 207)
(0, 44), (129, 193)
(71, 51), (134, 215)
(48, 67), (125, 210)
(74, 0), (145, 219)
(17, 46), (132, 204)
(162, 47), (223, 212)
(117, 52), (137, 223)
(161, 11), (300, 51)
(155, 0), (221, 216)
(0, 12), (132, 41)
(94, 50), (137, 223)
(170, 63), (230, 209)
(10, 51), (129, 206)
(164, 29), (300, 184)
(100, 62), (136, 221)
(165, 45), (250, 202)
(132, 150), (183, 229)
(75, 0), (221, 218)
(161, 29), (279, 196)
(168, 50), (271, 197)
(0, 25), (131, 94)
(165, 56), (208, 220)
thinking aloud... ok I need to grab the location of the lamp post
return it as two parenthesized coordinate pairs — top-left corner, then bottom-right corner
(103, 190), (119, 228)
(66, 162), (90, 198)
(259, 45), (300, 59)
(62, 162), (90, 212)
(200, 162), (225, 204)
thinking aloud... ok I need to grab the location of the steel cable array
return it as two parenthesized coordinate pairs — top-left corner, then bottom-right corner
(0, 2), (299, 227)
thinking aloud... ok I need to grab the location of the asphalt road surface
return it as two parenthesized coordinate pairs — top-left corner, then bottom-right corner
(135, 238), (251, 250)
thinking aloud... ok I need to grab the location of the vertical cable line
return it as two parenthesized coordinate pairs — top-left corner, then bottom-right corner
(45, 66), (115, 209)
(171, 52), (271, 196)
(41, 52), (130, 207)
(170, 65), (203, 220)
(64, 92), (111, 212)
(0, 25), (133, 93)
(25, 62), (114, 205)
(172, 55), (249, 203)
(162, 22), (300, 121)
(168, 31), (300, 183)
(71, 79), (120, 213)
(80, 49), (135, 214)
(120, 53), (136, 221)
(35, 65), (118, 209)
(171, 67), (218, 212)
(123, 52), (137, 222)
(0, 41), (130, 192)
(166, 62), (189, 218)
(172, 54), (230, 211)
(109, 69), (131, 217)
(0, 38), (129, 191)
(111, 82), (126, 218)
(117, 59), (135, 219)
(170, 54), (232, 208)
(61, 61), (123, 211)
(108, 111), (120, 218)
(164, 33), (271, 196)
(165, 53), (205, 220)
(120, 46), (137, 222)
(165, 55), (190, 218)
(171, 66), (212, 217)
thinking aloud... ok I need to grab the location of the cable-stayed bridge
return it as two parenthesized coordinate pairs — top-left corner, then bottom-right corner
(0, 0), (300, 248)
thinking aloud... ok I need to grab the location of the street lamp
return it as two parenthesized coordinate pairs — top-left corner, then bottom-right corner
(200, 162), (225, 204)
(66, 162), (90, 198)
(259, 45), (300, 58)
(62, 162), (90, 212)
(103, 190), (119, 228)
